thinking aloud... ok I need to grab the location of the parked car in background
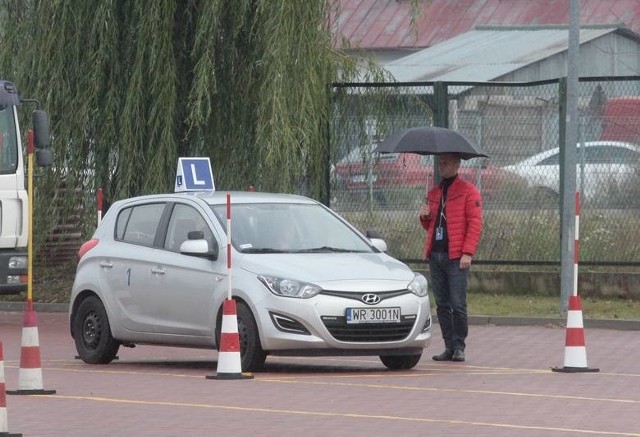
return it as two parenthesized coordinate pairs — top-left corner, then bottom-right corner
(69, 191), (432, 371)
(502, 141), (640, 204)
(333, 144), (523, 202)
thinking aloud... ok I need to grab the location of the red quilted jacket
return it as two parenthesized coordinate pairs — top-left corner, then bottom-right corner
(419, 176), (483, 260)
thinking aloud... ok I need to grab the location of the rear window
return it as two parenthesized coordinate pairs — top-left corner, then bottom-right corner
(115, 203), (165, 246)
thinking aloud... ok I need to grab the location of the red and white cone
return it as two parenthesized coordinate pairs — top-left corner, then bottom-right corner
(206, 299), (253, 380)
(553, 296), (599, 373)
(6, 311), (56, 395)
(1, 342), (23, 436)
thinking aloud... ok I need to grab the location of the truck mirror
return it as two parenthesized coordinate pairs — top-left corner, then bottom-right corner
(35, 149), (53, 167)
(32, 110), (50, 148)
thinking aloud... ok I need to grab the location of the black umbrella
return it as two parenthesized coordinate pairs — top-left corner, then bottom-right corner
(373, 126), (488, 160)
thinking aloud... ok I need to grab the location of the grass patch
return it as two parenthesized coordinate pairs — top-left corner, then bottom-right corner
(467, 293), (640, 320)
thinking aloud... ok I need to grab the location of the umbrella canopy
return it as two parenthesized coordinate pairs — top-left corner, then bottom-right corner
(373, 126), (488, 160)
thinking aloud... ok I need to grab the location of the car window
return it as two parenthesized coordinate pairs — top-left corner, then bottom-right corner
(584, 146), (638, 164)
(116, 203), (165, 246)
(164, 204), (215, 252)
(211, 203), (374, 253)
(537, 153), (559, 166)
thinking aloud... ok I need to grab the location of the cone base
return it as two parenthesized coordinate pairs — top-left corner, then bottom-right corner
(552, 366), (599, 373)
(6, 389), (56, 395)
(206, 373), (254, 380)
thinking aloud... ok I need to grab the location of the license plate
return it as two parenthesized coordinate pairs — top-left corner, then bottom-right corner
(346, 307), (401, 324)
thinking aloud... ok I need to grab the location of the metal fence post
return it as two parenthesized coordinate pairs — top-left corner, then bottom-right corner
(433, 82), (449, 184)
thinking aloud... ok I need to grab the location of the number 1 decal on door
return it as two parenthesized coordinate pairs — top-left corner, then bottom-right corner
(127, 268), (131, 286)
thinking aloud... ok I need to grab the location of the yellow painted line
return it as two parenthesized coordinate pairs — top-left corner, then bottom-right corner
(27, 394), (640, 436)
(7, 363), (637, 406)
(257, 378), (640, 405)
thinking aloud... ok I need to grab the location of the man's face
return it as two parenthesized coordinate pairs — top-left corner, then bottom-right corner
(438, 153), (461, 179)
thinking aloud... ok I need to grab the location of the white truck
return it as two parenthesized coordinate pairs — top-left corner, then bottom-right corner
(0, 79), (51, 295)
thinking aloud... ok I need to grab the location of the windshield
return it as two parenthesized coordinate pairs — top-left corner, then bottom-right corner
(0, 105), (18, 174)
(211, 202), (375, 254)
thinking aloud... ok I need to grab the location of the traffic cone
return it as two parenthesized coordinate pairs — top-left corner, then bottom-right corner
(6, 310), (56, 395)
(552, 296), (599, 373)
(206, 299), (253, 380)
(1, 342), (22, 436)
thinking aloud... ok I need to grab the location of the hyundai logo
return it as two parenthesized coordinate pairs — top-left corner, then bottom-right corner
(361, 293), (381, 305)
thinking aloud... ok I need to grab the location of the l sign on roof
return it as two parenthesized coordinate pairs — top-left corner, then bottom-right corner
(175, 157), (215, 192)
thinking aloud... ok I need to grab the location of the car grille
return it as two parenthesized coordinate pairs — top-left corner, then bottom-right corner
(321, 315), (416, 342)
(321, 289), (409, 303)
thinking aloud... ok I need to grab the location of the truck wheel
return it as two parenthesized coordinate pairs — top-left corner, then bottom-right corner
(379, 354), (422, 370)
(73, 295), (119, 364)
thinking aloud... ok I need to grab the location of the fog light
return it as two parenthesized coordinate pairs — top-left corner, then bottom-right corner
(9, 256), (27, 269)
(7, 275), (22, 284)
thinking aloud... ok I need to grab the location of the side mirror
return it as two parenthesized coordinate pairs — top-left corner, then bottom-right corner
(180, 231), (219, 260)
(35, 149), (53, 167)
(365, 230), (387, 252)
(32, 110), (50, 148)
(369, 238), (388, 253)
(33, 110), (52, 168)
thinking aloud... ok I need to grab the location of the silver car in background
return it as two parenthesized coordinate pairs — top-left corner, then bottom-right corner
(69, 191), (432, 371)
(503, 141), (640, 204)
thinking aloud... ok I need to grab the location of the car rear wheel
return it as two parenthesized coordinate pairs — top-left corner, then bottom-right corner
(379, 353), (422, 370)
(73, 295), (119, 364)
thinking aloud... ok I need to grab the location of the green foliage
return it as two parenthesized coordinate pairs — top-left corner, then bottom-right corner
(0, 0), (399, 264)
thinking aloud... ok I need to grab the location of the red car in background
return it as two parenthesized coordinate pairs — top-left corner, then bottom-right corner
(333, 144), (521, 202)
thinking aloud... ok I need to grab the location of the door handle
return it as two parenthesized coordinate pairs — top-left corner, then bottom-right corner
(151, 267), (166, 275)
(99, 260), (113, 268)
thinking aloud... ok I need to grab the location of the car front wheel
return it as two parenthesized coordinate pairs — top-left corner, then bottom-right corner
(216, 301), (267, 372)
(72, 295), (119, 364)
(379, 354), (422, 370)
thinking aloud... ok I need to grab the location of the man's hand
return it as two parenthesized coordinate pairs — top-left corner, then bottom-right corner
(460, 254), (472, 269)
(419, 203), (431, 221)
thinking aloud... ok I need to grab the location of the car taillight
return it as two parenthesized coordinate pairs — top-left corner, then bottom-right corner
(78, 239), (99, 260)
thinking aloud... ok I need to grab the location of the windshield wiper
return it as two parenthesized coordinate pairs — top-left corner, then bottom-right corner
(296, 246), (366, 253)
(240, 248), (288, 254)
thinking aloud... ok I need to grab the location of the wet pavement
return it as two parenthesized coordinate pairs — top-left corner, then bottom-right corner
(1, 310), (639, 436)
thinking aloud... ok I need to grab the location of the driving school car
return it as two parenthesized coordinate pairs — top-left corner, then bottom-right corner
(69, 191), (432, 371)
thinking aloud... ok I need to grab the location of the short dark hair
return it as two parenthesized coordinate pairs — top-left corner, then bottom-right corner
(440, 152), (461, 161)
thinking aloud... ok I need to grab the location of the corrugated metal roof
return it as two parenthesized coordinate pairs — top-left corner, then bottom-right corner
(383, 26), (620, 82)
(334, 0), (640, 49)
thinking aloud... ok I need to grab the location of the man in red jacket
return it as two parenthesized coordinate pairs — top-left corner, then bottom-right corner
(419, 153), (483, 362)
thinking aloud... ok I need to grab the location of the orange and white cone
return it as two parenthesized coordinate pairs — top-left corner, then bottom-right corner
(6, 310), (56, 395)
(552, 296), (599, 373)
(206, 299), (253, 380)
(1, 342), (23, 436)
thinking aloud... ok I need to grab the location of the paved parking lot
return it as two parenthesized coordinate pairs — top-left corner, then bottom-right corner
(1, 310), (639, 436)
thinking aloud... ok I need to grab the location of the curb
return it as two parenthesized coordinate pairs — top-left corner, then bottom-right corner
(1, 302), (639, 331)
(0, 302), (68, 313)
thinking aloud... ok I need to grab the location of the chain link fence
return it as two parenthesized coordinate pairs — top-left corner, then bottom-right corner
(330, 77), (640, 264)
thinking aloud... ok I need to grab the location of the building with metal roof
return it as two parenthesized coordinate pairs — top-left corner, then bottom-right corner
(383, 25), (640, 82)
(334, 0), (640, 52)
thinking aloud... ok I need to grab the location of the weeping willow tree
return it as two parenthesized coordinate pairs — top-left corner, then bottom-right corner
(0, 0), (387, 263)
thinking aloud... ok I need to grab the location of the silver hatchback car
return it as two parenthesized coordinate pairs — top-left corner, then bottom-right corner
(69, 191), (432, 371)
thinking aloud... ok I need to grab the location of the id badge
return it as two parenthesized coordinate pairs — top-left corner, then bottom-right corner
(435, 227), (444, 241)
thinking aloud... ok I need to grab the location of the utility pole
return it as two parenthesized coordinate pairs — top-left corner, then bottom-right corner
(560, 0), (580, 313)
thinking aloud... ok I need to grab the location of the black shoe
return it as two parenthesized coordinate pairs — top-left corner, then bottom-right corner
(451, 349), (465, 362)
(432, 350), (453, 361)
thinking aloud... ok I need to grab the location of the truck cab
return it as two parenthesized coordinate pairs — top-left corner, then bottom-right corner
(0, 80), (50, 294)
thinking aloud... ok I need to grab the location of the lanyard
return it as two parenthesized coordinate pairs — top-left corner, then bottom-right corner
(438, 192), (446, 227)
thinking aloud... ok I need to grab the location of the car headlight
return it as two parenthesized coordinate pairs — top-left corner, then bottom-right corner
(8, 256), (27, 269)
(408, 273), (429, 297)
(258, 275), (322, 299)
